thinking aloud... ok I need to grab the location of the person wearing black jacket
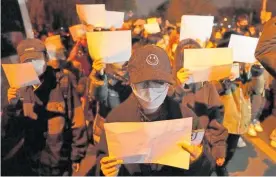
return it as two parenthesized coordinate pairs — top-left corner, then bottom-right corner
(5, 39), (88, 176)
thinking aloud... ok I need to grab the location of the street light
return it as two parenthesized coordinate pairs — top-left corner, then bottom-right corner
(224, 17), (228, 22)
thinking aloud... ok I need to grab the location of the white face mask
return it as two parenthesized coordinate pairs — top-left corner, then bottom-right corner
(31, 60), (46, 76)
(132, 84), (169, 110)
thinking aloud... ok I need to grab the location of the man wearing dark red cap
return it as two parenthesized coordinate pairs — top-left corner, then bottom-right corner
(5, 38), (88, 175)
(95, 45), (219, 176)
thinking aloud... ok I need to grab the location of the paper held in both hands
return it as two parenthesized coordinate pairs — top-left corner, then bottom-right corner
(2, 63), (41, 88)
(86, 30), (131, 63)
(104, 118), (199, 170)
(228, 34), (259, 63)
(184, 48), (233, 83)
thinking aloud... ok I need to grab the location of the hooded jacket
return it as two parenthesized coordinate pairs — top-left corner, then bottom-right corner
(95, 94), (226, 176)
(169, 39), (227, 160)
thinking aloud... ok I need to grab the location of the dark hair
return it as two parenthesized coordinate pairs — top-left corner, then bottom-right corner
(38, 31), (48, 40)
(147, 33), (163, 45)
(237, 14), (249, 22)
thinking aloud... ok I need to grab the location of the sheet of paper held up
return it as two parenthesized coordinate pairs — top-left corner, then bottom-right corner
(69, 24), (87, 41)
(228, 34), (259, 63)
(180, 15), (214, 43)
(105, 11), (124, 29)
(104, 118), (193, 170)
(76, 4), (106, 27)
(2, 63), (41, 88)
(184, 48), (233, 83)
(144, 23), (161, 34)
(86, 30), (131, 63)
(44, 35), (65, 60)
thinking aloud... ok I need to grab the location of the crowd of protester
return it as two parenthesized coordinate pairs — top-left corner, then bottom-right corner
(1, 12), (276, 176)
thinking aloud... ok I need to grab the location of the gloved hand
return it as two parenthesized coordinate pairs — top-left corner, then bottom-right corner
(7, 87), (20, 105)
(178, 142), (203, 162)
(177, 68), (191, 85)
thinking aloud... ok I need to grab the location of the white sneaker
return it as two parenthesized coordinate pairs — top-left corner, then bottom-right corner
(237, 137), (246, 148)
(254, 121), (263, 132)
(248, 124), (257, 137)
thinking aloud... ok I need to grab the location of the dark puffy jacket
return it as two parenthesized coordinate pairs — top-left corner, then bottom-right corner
(4, 67), (88, 175)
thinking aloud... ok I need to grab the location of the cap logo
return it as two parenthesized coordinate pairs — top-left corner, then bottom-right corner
(25, 47), (35, 52)
(146, 54), (159, 66)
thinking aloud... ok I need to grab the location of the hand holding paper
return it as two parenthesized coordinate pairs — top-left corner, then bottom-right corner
(177, 68), (192, 85)
(92, 59), (105, 74)
(178, 142), (203, 162)
(7, 87), (20, 105)
(100, 156), (123, 176)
